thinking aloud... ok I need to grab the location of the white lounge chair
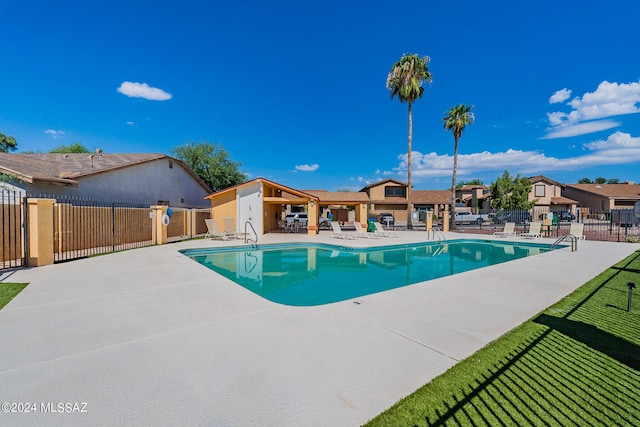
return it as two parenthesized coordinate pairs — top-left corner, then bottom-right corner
(374, 222), (399, 237)
(353, 221), (380, 238)
(330, 221), (357, 240)
(223, 217), (247, 240)
(493, 222), (516, 238)
(569, 222), (586, 240)
(520, 221), (542, 239)
(204, 218), (229, 240)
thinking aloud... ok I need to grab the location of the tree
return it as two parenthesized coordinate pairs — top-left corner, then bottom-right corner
(172, 141), (245, 192)
(442, 104), (474, 230)
(386, 53), (432, 229)
(0, 131), (18, 152)
(457, 178), (483, 188)
(594, 177), (607, 184)
(578, 177), (592, 183)
(490, 171), (536, 210)
(607, 178), (620, 184)
(49, 142), (91, 153)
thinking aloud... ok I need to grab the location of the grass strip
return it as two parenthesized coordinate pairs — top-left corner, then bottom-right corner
(0, 282), (28, 310)
(365, 250), (640, 426)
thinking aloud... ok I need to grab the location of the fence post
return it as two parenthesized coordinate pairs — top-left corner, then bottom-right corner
(26, 198), (55, 266)
(151, 205), (168, 245)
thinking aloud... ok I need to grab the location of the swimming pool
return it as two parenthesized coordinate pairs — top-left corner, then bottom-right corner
(180, 239), (558, 306)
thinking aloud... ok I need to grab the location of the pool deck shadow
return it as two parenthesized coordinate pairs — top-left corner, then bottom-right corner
(0, 232), (637, 426)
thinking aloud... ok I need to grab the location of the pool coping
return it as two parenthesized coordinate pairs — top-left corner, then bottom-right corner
(1, 232), (637, 426)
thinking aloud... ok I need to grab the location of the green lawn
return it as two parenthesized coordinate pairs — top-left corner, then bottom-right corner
(0, 282), (28, 310)
(365, 249), (640, 426)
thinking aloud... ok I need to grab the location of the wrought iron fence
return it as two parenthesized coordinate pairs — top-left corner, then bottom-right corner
(48, 195), (154, 263)
(0, 190), (26, 270)
(451, 208), (640, 242)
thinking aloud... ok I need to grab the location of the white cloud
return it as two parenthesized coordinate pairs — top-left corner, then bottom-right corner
(391, 131), (640, 181)
(543, 80), (640, 139)
(44, 129), (65, 139)
(541, 119), (620, 139)
(549, 88), (571, 104)
(295, 164), (319, 172)
(117, 81), (172, 101)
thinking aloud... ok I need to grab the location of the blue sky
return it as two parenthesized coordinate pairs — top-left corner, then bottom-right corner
(1, 0), (639, 191)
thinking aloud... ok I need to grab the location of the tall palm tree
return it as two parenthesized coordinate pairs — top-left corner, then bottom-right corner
(442, 104), (474, 230)
(386, 53), (432, 229)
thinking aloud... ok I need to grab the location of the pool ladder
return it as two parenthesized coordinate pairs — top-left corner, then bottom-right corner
(552, 234), (578, 251)
(244, 221), (258, 248)
(427, 227), (446, 241)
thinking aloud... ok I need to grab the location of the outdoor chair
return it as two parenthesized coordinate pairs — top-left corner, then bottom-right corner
(374, 222), (399, 237)
(223, 217), (247, 240)
(519, 221), (542, 239)
(204, 218), (229, 240)
(354, 221), (380, 239)
(330, 221), (357, 240)
(493, 222), (516, 238)
(569, 222), (586, 240)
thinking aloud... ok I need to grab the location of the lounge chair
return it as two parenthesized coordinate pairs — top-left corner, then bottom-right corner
(222, 217), (247, 240)
(374, 222), (399, 237)
(330, 221), (357, 240)
(569, 222), (586, 240)
(204, 218), (229, 240)
(353, 221), (380, 238)
(493, 222), (516, 238)
(519, 221), (542, 239)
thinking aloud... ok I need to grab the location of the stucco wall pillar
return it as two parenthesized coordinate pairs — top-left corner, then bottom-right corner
(27, 198), (55, 266)
(152, 205), (168, 245)
(442, 204), (450, 232)
(307, 201), (318, 236)
(425, 209), (433, 232)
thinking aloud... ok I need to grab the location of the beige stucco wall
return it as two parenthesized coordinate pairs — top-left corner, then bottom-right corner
(23, 158), (210, 207)
(211, 192), (237, 223)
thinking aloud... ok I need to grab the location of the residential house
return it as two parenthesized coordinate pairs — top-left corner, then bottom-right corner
(0, 152), (211, 207)
(528, 175), (578, 217)
(360, 179), (409, 221)
(455, 185), (490, 211)
(562, 183), (640, 213)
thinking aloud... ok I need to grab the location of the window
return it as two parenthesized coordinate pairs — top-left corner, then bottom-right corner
(168, 160), (173, 169)
(534, 185), (545, 197)
(385, 186), (406, 197)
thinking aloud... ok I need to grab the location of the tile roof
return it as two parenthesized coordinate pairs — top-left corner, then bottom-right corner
(411, 190), (450, 204)
(565, 183), (640, 199)
(302, 190), (370, 203)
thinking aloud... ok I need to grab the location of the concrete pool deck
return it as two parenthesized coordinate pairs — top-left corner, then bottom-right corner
(0, 231), (637, 426)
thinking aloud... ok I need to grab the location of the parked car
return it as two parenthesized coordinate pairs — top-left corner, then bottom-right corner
(454, 211), (490, 224)
(285, 212), (308, 226)
(538, 211), (575, 222)
(493, 210), (532, 224)
(377, 212), (395, 226)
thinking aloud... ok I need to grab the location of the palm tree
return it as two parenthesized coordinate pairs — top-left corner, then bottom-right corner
(386, 53), (432, 229)
(442, 104), (474, 230)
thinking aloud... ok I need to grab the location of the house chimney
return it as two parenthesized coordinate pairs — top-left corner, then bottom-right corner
(96, 148), (103, 156)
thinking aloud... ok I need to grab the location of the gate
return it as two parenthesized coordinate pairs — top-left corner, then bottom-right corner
(51, 195), (154, 263)
(0, 190), (26, 270)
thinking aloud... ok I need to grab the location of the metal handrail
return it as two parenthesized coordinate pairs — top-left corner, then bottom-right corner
(244, 221), (258, 247)
(552, 234), (578, 251)
(427, 227), (446, 241)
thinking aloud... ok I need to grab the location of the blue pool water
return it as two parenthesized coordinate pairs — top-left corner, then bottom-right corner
(180, 239), (557, 306)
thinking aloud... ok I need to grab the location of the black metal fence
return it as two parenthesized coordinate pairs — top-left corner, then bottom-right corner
(49, 195), (155, 263)
(452, 208), (640, 242)
(0, 190), (26, 269)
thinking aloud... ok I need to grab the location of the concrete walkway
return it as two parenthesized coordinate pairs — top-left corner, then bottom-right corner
(1, 232), (637, 426)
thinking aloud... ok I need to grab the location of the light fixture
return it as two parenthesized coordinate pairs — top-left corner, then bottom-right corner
(309, 200), (315, 207)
